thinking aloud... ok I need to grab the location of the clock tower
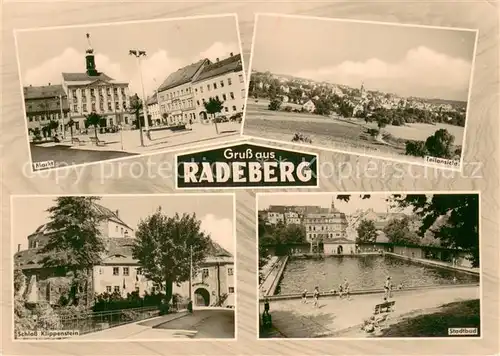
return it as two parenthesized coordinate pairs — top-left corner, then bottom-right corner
(85, 33), (98, 76)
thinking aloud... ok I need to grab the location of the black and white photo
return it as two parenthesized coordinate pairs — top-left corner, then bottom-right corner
(12, 194), (236, 340)
(244, 14), (478, 171)
(258, 192), (480, 339)
(15, 14), (246, 173)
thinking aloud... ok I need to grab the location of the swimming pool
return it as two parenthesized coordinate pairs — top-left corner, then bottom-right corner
(276, 254), (479, 295)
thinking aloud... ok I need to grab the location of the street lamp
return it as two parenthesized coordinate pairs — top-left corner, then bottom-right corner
(129, 49), (150, 145)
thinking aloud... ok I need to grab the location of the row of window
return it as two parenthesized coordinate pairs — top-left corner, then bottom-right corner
(196, 267), (234, 278)
(73, 101), (127, 114)
(115, 225), (130, 236)
(307, 225), (345, 231)
(159, 87), (192, 102)
(104, 285), (235, 294)
(193, 74), (243, 95)
(160, 99), (195, 113)
(28, 112), (69, 122)
(307, 233), (342, 238)
(305, 217), (343, 223)
(107, 266), (234, 277)
(71, 87), (125, 98)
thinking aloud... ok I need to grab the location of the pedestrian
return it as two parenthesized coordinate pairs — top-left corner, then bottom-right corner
(301, 289), (308, 304)
(313, 287), (320, 308)
(338, 283), (344, 299)
(343, 278), (350, 300)
(384, 276), (392, 300)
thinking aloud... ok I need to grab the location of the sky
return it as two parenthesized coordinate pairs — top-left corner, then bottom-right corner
(15, 15), (241, 97)
(12, 195), (234, 254)
(258, 193), (414, 215)
(251, 15), (477, 101)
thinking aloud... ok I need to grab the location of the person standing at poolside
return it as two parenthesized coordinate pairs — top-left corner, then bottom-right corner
(343, 278), (350, 300)
(313, 286), (320, 308)
(301, 289), (308, 303)
(384, 276), (392, 300)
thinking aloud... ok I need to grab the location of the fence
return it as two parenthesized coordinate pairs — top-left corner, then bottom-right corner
(58, 306), (160, 335)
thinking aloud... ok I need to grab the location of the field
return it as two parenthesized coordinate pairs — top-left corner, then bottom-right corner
(243, 99), (464, 163)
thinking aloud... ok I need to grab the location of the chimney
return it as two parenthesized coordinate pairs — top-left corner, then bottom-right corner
(115, 209), (119, 217)
(230, 52), (233, 57)
(216, 58), (219, 62)
(48, 83), (51, 86)
(17, 244), (21, 252)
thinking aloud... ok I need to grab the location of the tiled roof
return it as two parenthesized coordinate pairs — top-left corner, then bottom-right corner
(323, 237), (355, 244)
(62, 72), (113, 82)
(23, 85), (66, 100)
(193, 54), (243, 83)
(158, 59), (208, 92)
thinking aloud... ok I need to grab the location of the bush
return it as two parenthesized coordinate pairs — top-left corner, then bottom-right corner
(291, 132), (313, 144)
(405, 140), (427, 157)
(283, 106), (292, 112)
(268, 99), (282, 111)
(366, 128), (379, 137)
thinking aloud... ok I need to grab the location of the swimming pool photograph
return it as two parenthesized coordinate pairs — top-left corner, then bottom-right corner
(257, 192), (481, 339)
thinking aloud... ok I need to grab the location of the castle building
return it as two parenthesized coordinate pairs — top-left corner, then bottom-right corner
(61, 34), (131, 133)
(14, 201), (235, 308)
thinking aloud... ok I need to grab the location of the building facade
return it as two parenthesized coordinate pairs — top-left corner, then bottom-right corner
(302, 100), (316, 112)
(62, 36), (131, 133)
(192, 53), (246, 120)
(24, 84), (70, 137)
(146, 94), (161, 125)
(157, 59), (209, 125)
(284, 211), (301, 225)
(304, 200), (348, 252)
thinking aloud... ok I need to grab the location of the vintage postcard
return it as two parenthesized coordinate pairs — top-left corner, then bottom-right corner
(12, 194), (236, 341)
(257, 192), (481, 339)
(243, 14), (478, 172)
(14, 14), (246, 173)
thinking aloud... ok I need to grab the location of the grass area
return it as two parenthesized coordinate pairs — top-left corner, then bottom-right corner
(379, 299), (480, 337)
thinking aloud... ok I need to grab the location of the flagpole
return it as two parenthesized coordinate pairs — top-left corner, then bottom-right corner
(189, 245), (193, 303)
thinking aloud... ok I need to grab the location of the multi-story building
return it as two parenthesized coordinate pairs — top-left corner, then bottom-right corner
(303, 200), (348, 252)
(14, 201), (234, 307)
(24, 84), (70, 136)
(62, 35), (131, 133)
(146, 93), (161, 125)
(284, 211), (301, 225)
(302, 99), (316, 112)
(266, 211), (284, 225)
(192, 53), (246, 120)
(157, 59), (209, 125)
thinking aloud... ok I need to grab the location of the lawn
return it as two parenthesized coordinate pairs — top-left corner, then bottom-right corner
(379, 299), (480, 337)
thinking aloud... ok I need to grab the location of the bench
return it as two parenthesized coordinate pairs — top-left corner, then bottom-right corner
(89, 137), (106, 146)
(71, 137), (86, 146)
(374, 300), (395, 315)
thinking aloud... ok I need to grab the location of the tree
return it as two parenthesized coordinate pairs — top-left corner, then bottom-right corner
(356, 219), (378, 243)
(66, 118), (76, 140)
(268, 98), (282, 111)
(383, 216), (420, 245)
(314, 98), (332, 116)
(204, 97), (224, 135)
(45, 120), (59, 137)
(41, 197), (106, 306)
(405, 140), (427, 157)
(85, 112), (103, 140)
(132, 209), (211, 305)
(391, 194), (480, 267)
(425, 129), (455, 158)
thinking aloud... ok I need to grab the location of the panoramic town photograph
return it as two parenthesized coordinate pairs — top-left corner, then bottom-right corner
(15, 15), (246, 172)
(244, 15), (477, 170)
(12, 194), (236, 340)
(258, 192), (480, 338)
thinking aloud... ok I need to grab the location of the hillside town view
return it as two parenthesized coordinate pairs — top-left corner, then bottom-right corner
(13, 195), (235, 340)
(244, 15), (476, 168)
(258, 193), (480, 338)
(17, 17), (245, 171)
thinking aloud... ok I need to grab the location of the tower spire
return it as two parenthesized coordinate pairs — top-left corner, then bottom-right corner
(85, 33), (98, 76)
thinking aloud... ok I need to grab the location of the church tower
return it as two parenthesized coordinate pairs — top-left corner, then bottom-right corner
(331, 198), (336, 212)
(85, 33), (98, 76)
(360, 81), (365, 98)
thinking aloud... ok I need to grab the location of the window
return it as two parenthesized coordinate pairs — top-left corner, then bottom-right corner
(232, 105), (237, 111)
(230, 92), (235, 100)
(200, 86), (204, 93)
(228, 287), (235, 293)
(202, 268), (209, 278)
(115, 102), (119, 110)
(220, 80), (224, 88)
(121, 88), (125, 95)
(90, 88), (95, 96)
(197, 100), (200, 106)
(99, 268), (103, 274)
(195, 88), (198, 93)
(216, 95), (220, 101)
(228, 78), (232, 85)
(241, 89), (246, 98)
(121, 227), (124, 235)
(213, 82), (217, 89)
(106, 286), (112, 293)
(224, 107), (228, 112)
(222, 94), (227, 101)
(122, 102), (127, 110)
(83, 104), (87, 112)
(239, 74), (244, 83)
(136, 268), (142, 275)
(114, 286), (120, 293)
(99, 103), (104, 111)
(113, 267), (119, 276)
(108, 102), (112, 111)
(228, 268), (233, 276)
(115, 225), (118, 232)
(123, 267), (129, 276)
(207, 84), (211, 91)
(73, 105), (78, 113)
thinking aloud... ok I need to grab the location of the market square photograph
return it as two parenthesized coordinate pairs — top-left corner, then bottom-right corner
(15, 14), (246, 172)
(243, 14), (478, 170)
(258, 192), (480, 338)
(12, 194), (236, 340)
